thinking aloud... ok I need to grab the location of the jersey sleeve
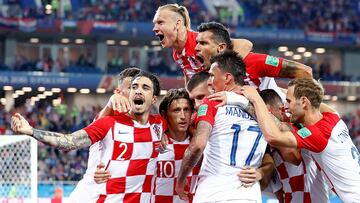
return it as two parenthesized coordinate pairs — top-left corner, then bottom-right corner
(293, 125), (328, 153)
(194, 98), (219, 127)
(83, 116), (114, 144)
(246, 53), (284, 77)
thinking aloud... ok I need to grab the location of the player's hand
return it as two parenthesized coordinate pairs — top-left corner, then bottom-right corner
(207, 91), (227, 108)
(94, 162), (111, 184)
(237, 166), (262, 188)
(175, 179), (190, 201)
(11, 113), (33, 135)
(158, 133), (169, 152)
(110, 92), (130, 113)
(240, 86), (260, 103)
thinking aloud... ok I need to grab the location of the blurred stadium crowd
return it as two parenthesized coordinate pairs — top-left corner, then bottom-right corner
(2, 0), (359, 32)
(1, 0), (360, 80)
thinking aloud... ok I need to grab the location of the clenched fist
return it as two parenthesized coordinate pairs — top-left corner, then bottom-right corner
(11, 113), (33, 135)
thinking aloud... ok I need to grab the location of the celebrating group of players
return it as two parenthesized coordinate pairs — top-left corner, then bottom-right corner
(11, 3), (360, 203)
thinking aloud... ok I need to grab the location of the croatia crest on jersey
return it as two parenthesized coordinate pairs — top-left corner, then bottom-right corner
(152, 124), (161, 140)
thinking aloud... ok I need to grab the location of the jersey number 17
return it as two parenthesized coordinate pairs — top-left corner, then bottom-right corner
(230, 124), (263, 166)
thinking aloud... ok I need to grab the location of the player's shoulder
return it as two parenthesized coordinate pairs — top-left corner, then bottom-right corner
(149, 114), (166, 125)
(200, 97), (220, 107)
(317, 112), (341, 129)
(322, 112), (340, 120)
(112, 113), (134, 125)
(188, 30), (198, 38)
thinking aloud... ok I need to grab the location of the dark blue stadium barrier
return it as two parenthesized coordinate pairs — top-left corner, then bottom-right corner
(0, 71), (105, 90)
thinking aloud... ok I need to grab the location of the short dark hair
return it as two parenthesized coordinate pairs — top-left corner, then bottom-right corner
(132, 71), (161, 96)
(259, 89), (282, 107)
(118, 67), (141, 84)
(159, 88), (194, 118)
(186, 72), (210, 92)
(197, 22), (233, 50)
(209, 50), (246, 85)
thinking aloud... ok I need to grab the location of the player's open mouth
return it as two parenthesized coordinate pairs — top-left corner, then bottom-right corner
(134, 98), (144, 106)
(157, 34), (165, 43)
(195, 55), (205, 69)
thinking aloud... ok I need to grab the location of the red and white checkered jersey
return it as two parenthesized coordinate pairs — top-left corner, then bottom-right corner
(83, 113), (165, 203)
(193, 98), (268, 202)
(152, 137), (200, 203)
(173, 30), (203, 79)
(271, 148), (329, 203)
(294, 112), (360, 202)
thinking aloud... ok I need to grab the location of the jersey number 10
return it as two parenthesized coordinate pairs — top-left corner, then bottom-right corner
(230, 124), (263, 166)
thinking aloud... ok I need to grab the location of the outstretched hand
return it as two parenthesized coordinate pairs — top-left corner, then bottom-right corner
(11, 113), (33, 135)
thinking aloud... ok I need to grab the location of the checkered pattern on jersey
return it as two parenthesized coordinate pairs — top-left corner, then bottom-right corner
(272, 149), (311, 203)
(152, 137), (200, 203)
(85, 114), (164, 203)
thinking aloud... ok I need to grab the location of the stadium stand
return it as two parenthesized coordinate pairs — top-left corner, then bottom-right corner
(1, 0), (360, 202)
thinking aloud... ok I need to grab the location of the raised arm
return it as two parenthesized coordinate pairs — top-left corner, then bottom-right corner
(241, 86), (298, 148)
(11, 113), (92, 151)
(231, 38), (253, 58)
(176, 120), (212, 201)
(279, 59), (313, 79)
(98, 93), (131, 119)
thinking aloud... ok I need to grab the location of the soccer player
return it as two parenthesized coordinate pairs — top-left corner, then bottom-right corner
(194, 22), (312, 99)
(153, 88), (199, 203)
(152, 3), (253, 80)
(11, 71), (165, 203)
(93, 88), (199, 203)
(176, 50), (268, 202)
(259, 89), (329, 202)
(241, 78), (360, 202)
(98, 67), (140, 117)
(186, 71), (275, 190)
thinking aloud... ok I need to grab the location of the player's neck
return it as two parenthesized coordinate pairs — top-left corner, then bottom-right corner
(173, 28), (188, 53)
(128, 111), (149, 125)
(303, 109), (323, 126)
(168, 128), (187, 142)
(224, 83), (240, 92)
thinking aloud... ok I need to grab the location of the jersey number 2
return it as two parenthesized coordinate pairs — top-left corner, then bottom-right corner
(230, 124), (262, 166)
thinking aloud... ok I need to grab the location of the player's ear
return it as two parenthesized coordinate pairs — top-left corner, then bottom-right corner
(175, 19), (182, 30)
(300, 96), (308, 108)
(152, 96), (158, 105)
(224, 72), (232, 85)
(217, 43), (226, 53)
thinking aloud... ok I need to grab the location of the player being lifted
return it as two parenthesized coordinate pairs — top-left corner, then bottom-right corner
(153, 3), (253, 80)
(11, 71), (166, 203)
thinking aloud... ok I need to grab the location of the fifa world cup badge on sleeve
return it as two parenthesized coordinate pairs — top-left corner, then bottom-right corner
(297, 127), (312, 138)
(265, 56), (279, 67)
(198, 105), (208, 117)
